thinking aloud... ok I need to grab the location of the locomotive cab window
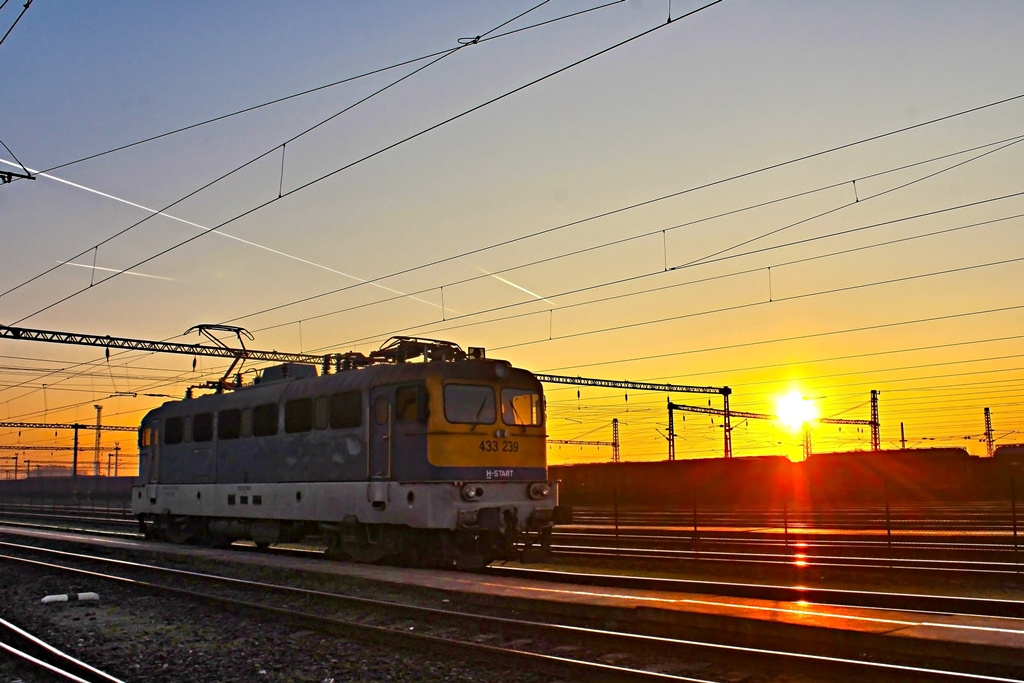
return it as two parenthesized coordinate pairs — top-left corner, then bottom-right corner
(253, 403), (279, 437)
(193, 412), (214, 442)
(164, 416), (184, 445)
(218, 409), (242, 440)
(444, 384), (495, 425)
(285, 398), (313, 433)
(396, 385), (424, 423)
(501, 388), (543, 426)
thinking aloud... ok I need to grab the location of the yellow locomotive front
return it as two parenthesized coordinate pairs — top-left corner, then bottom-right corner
(400, 357), (568, 564)
(425, 362), (547, 479)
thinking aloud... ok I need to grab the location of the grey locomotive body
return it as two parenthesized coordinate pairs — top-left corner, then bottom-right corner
(132, 340), (569, 568)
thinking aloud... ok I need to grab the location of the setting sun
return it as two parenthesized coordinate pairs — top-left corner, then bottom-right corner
(775, 391), (819, 431)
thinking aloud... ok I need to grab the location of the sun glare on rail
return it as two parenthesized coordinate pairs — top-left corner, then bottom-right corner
(775, 391), (818, 430)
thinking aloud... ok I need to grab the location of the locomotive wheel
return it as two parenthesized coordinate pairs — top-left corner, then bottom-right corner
(163, 516), (198, 544)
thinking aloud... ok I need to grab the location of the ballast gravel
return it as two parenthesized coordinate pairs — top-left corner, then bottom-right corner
(0, 563), (551, 683)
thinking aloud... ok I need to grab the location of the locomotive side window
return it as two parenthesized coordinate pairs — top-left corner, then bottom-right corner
(218, 409), (242, 440)
(183, 416), (193, 443)
(194, 412), (214, 442)
(164, 417), (184, 444)
(241, 408), (253, 438)
(285, 398), (313, 433)
(314, 397), (329, 430)
(253, 403), (279, 437)
(501, 388), (543, 426)
(444, 384), (495, 424)
(331, 391), (362, 429)
(396, 386), (420, 422)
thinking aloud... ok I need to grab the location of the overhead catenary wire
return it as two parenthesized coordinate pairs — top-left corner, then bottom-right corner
(4, 10), (1019, 456)
(257, 190), (1024, 350)
(202, 94), (1024, 332)
(674, 136), (1024, 269)
(6, 265), (1024, 434)
(20, 0), (624, 179)
(5, 0), (723, 326)
(489, 254), (1024, 352)
(5, 80), (1020, 361)
(9, 330), (1024, 418)
(0, 0), (30, 50)
(0, 136), (32, 180)
(227, 132), (1024, 334)
(0, 1), (714, 414)
(545, 378), (1024, 413)
(318, 209), (1024, 352)
(8, 294), (1024, 432)
(0, 0), (609, 304)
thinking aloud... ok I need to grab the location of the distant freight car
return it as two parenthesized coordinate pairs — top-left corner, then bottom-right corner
(804, 448), (974, 503)
(551, 447), (995, 508)
(993, 444), (1024, 478)
(132, 337), (570, 569)
(550, 456), (794, 508)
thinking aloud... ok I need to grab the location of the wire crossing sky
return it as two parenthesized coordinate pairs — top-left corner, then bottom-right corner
(1, 0), (1023, 465)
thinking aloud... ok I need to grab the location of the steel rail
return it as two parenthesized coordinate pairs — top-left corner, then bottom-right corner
(554, 529), (1023, 560)
(2, 503), (1020, 584)
(0, 510), (137, 527)
(553, 530), (1024, 555)
(547, 543), (1024, 575)
(0, 544), (709, 682)
(487, 565), (1024, 618)
(1, 541), (1019, 682)
(0, 617), (125, 683)
(3, 532), (1020, 620)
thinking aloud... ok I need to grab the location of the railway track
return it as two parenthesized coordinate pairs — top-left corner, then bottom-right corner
(0, 616), (125, 683)
(1, 501), (1022, 577)
(547, 537), (1024, 574)
(2, 539), (1023, 682)
(487, 565), (1024, 618)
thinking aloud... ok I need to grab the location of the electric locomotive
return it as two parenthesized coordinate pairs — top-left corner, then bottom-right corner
(131, 337), (570, 569)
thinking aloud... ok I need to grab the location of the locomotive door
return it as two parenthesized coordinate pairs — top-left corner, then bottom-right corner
(369, 387), (392, 479)
(143, 422), (160, 483)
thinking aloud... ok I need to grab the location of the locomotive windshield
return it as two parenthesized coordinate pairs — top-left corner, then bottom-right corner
(444, 384), (495, 424)
(501, 388), (542, 426)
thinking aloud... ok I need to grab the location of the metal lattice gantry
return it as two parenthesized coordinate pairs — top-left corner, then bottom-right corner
(0, 422), (136, 432)
(666, 390), (881, 459)
(0, 421), (137, 482)
(0, 323), (325, 364)
(1, 322), (747, 461)
(548, 418), (621, 462)
(536, 374), (732, 459)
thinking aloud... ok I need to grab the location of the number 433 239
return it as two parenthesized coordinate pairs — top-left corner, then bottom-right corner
(478, 440), (519, 452)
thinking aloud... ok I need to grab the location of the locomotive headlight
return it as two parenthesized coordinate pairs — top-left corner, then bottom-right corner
(528, 482), (551, 500)
(461, 484), (485, 501)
